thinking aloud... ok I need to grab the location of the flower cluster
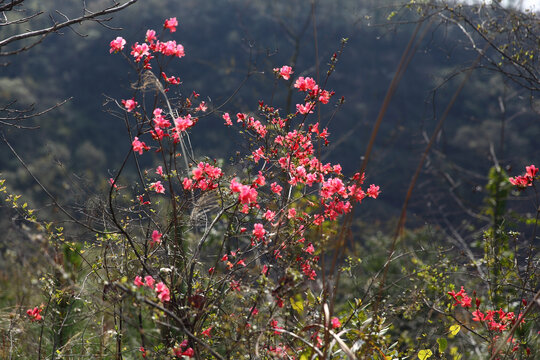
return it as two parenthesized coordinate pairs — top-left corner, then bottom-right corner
(182, 162), (223, 191)
(509, 164), (538, 188)
(134, 276), (170, 303)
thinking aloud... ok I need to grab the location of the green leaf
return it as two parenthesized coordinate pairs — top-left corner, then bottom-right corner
(418, 349), (433, 360)
(437, 338), (447, 353)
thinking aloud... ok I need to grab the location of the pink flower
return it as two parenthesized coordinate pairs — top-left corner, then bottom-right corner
(271, 182), (283, 195)
(155, 282), (170, 302)
(109, 37), (126, 53)
(156, 40), (185, 57)
(161, 71), (181, 85)
(174, 114), (194, 132)
(151, 230), (162, 246)
(182, 177), (193, 190)
(164, 17), (178, 32)
(155, 166), (163, 176)
(132, 137), (148, 155)
(294, 76), (317, 91)
(122, 98), (137, 112)
(150, 181), (165, 194)
(274, 65), (293, 80)
(296, 102), (314, 114)
(305, 243), (315, 255)
(252, 223), (266, 240)
(134, 276), (144, 287)
(130, 42), (150, 62)
(145, 29), (157, 43)
(144, 276), (155, 289)
(331, 317), (341, 329)
(526, 165), (538, 178)
(223, 113), (233, 126)
(287, 208), (297, 219)
(197, 101), (207, 112)
(264, 210), (276, 221)
(367, 184), (380, 198)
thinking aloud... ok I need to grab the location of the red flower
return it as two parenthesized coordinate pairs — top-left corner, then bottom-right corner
(26, 307), (43, 322)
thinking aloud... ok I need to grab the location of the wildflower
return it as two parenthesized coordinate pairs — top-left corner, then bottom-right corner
(109, 37), (126, 53)
(271, 182), (283, 195)
(294, 76), (317, 91)
(144, 276), (155, 289)
(252, 223), (266, 240)
(139, 346), (147, 358)
(132, 137), (148, 155)
(367, 184), (381, 198)
(130, 42), (150, 62)
(174, 114), (194, 132)
(202, 326), (212, 337)
(448, 286), (472, 308)
(223, 112), (233, 126)
(164, 17), (178, 32)
(331, 317), (341, 329)
(155, 282), (170, 302)
(149, 181), (165, 194)
(122, 98), (137, 112)
(296, 102), (314, 115)
(151, 230), (162, 246)
(134, 276), (144, 287)
(145, 29), (157, 43)
(274, 65), (293, 80)
(26, 307), (42, 322)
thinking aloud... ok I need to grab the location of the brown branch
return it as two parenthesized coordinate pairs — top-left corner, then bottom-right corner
(0, 0), (138, 50)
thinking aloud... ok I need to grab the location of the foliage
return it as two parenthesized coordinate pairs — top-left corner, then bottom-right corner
(0, 1), (539, 359)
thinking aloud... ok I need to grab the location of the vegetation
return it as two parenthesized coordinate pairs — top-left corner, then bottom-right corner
(0, 0), (538, 359)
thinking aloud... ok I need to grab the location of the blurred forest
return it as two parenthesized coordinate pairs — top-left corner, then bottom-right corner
(0, 0), (539, 358)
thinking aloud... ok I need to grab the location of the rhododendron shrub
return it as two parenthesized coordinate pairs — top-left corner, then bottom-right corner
(96, 19), (381, 358)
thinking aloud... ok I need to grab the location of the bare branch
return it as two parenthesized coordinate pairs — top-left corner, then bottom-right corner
(0, 0), (138, 51)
